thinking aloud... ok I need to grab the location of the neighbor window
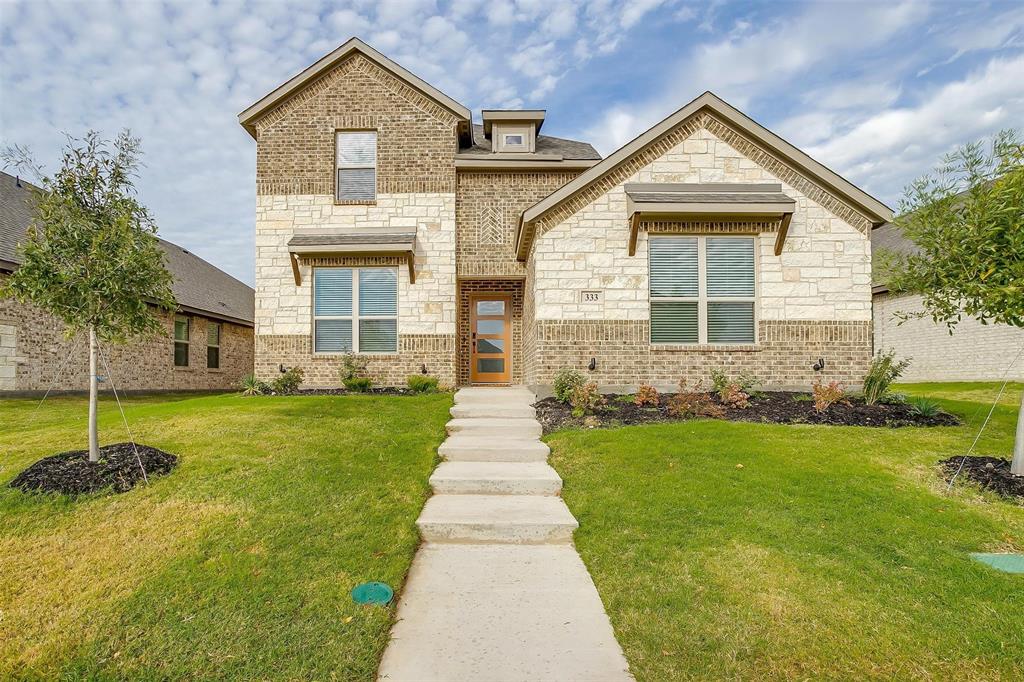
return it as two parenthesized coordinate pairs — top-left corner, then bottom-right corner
(313, 267), (398, 353)
(207, 322), (221, 369)
(174, 315), (190, 367)
(336, 131), (376, 201)
(649, 235), (756, 345)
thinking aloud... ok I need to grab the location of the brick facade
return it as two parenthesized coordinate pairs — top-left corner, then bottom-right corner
(873, 292), (1024, 381)
(0, 291), (253, 393)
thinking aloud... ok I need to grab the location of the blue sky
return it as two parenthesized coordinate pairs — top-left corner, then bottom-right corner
(1, 0), (1022, 286)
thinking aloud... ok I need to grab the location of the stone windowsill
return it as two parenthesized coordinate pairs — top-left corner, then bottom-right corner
(651, 344), (762, 353)
(333, 199), (377, 207)
(312, 352), (399, 358)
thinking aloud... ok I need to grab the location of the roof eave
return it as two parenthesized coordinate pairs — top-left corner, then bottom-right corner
(238, 37), (471, 139)
(516, 91), (894, 260)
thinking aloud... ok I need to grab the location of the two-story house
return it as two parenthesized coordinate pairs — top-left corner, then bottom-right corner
(239, 38), (892, 391)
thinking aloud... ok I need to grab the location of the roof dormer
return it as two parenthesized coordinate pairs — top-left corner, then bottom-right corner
(481, 110), (545, 153)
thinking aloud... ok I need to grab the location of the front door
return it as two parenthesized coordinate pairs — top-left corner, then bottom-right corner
(470, 295), (511, 384)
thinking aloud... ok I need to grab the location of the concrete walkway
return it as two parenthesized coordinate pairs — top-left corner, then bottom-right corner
(378, 386), (632, 682)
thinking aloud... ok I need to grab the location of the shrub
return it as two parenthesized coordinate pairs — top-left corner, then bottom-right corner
(908, 396), (942, 417)
(710, 368), (729, 394)
(240, 373), (270, 396)
(666, 379), (724, 419)
(863, 349), (911, 405)
(569, 381), (603, 418)
(719, 382), (751, 409)
(711, 368), (761, 401)
(344, 376), (373, 392)
(634, 384), (660, 407)
(811, 379), (845, 413)
(878, 392), (908, 405)
(272, 367), (304, 394)
(553, 368), (586, 404)
(407, 375), (439, 393)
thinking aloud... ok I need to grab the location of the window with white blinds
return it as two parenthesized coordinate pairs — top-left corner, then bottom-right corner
(336, 131), (376, 201)
(649, 235), (756, 345)
(313, 267), (397, 353)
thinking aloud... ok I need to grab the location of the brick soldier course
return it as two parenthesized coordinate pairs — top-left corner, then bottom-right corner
(240, 37), (893, 391)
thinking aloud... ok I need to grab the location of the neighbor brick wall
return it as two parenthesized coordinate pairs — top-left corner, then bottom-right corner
(528, 319), (872, 390)
(455, 170), (580, 278)
(457, 280), (524, 386)
(0, 290), (253, 393)
(873, 292), (1024, 381)
(252, 53), (460, 196)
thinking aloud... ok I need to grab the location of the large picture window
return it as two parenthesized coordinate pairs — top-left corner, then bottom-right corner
(336, 131), (376, 201)
(649, 235), (756, 345)
(314, 267), (398, 353)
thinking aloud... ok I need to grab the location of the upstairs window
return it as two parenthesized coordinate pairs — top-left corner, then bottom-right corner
(649, 236), (756, 345)
(207, 322), (221, 369)
(314, 267), (398, 353)
(336, 131), (376, 201)
(174, 315), (190, 367)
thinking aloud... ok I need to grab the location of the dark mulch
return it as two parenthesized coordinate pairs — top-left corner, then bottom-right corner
(9, 443), (178, 496)
(940, 456), (1024, 500)
(536, 391), (960, 434)
(290, 387), (432, 396)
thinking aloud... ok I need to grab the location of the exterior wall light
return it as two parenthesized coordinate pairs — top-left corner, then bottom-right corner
(588, 358), (597, 371)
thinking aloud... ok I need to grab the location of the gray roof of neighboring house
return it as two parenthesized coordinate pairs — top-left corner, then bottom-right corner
(0, 171), (254, 325)
(462, 124), (601, 159)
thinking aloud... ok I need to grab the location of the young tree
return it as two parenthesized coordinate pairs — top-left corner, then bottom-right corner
(1, 132), (176, 462)
(879, 129), (1023, 474)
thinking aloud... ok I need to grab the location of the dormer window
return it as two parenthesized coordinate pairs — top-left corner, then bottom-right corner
(481, 110), (545, 154)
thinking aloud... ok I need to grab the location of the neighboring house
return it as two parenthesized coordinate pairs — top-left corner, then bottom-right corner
(239, 38), (892, 391)
(0, 171), (255, 393)
(872, 221), (1024, 381)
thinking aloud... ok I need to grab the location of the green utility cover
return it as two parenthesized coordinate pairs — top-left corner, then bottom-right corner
(970, 553), (1024, 574)
(351, 581), (394, 605)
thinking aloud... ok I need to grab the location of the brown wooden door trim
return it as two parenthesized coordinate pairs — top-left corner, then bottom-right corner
(469, 294), (511, 384)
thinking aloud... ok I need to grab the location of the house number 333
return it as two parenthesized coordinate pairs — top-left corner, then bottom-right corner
(580, 290), (603, 303)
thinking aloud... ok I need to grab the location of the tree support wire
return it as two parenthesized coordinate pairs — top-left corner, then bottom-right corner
(96, 340), (149, 485)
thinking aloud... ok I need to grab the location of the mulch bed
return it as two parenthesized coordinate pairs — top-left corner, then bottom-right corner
(940, 456), (1024, 500)
(9, 443), (178, 496)
(536, 391), (960, 434)
(290, 387), (431, 396)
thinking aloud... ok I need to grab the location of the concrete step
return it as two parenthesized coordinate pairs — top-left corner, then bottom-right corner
(430, 461), (562, 495)
(454, 387), (535, 405)
(450, 403), (536, 419)
(417, 494), (578, 544)
(438, 436), (550, 463)
(446, 417), (542, 439)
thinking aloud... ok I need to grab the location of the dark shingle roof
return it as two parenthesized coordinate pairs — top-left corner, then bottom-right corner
(462, 124), (600, 159)
(288, 232), (415, 247)
(0, 171), (253, 325)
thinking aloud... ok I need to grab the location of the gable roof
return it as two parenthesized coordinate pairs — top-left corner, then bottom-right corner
(0, 171), (254, 326)
(238, 37), (472, 139)
(515, 91), (893, 259)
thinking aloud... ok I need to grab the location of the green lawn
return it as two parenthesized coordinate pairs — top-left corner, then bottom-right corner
(548, 382), (1024, 681)
(0, 392), (451, 680)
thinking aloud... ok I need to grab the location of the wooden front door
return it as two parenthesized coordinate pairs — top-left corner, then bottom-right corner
(470, 295), (511, 384)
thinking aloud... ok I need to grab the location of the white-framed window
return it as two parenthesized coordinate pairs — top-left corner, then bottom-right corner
(207, 322), (221, 369)
(503, 133), (524, 146)
(174, 315), (190, 366)
(336, 131), (376, 201)
(649, 235), (757, 345)
(313, 267), (398, 353)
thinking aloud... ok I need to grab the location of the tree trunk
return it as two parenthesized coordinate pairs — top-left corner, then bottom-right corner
(1012, 389), (1024, 477)
(88, 327), (100, 462)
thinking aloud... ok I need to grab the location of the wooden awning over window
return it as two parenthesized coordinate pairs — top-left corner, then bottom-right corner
(286, 232), (417, 285)
(625, 183), (796, 256)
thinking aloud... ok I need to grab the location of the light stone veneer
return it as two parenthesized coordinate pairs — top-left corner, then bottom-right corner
(532, 127), (872, 323)
(255, 192), (456, 337)
(0, 323), (16, 390)
(874, 292), (1024, 381)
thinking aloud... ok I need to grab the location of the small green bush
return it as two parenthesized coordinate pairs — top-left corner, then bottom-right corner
(710, 368), (761, 398)
(407, 375), (439, 393)
(272, 367), (304, 394)
(553, 368), (586, 404)
(343, 376), (373, 392)
(863, 349), (911, 405)
(240, 373), (270, 396)
(878, 392), (908, 405)
(569, 381), (603, 418)
(908, 396), (942, 417)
